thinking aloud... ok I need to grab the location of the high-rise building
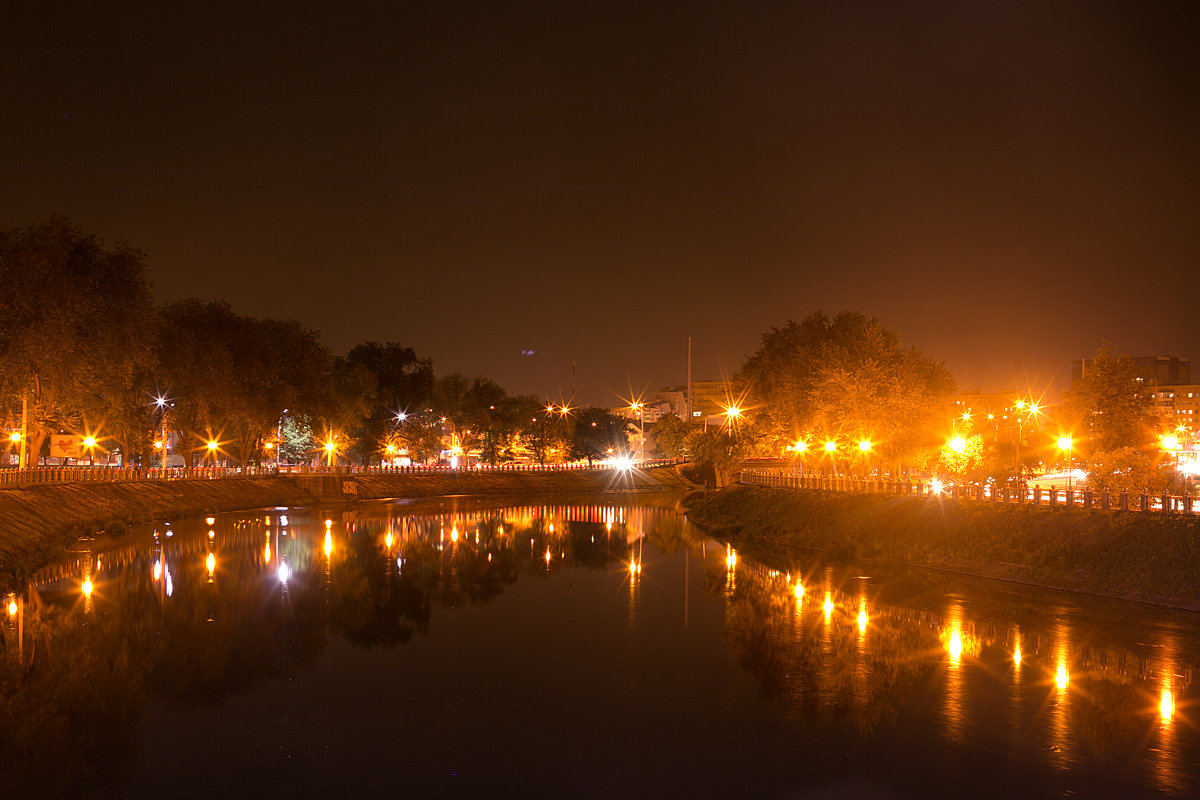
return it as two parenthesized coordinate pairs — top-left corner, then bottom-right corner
(1072, 355), (1190, 387)
(1151, 385), (1200, 426)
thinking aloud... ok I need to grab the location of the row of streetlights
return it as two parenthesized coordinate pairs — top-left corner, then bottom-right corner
(785, 438), (873, 455)
(784, 437), (873, 478)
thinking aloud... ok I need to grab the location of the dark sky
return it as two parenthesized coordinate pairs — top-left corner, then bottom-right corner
(4, 1), (1198, 406)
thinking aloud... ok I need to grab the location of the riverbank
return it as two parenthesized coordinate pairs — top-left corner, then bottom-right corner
(0, 466), (694, 583)
(683, 484), (1200, 610)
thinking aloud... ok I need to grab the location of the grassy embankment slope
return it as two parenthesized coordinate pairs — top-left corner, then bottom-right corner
(684, 484), (1200, 610)
(0, 466), (693, 582)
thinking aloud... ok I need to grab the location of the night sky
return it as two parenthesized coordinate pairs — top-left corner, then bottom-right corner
(4, 2), (1198, 406)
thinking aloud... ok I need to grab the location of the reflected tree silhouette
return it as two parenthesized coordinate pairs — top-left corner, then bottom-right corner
(328, 530), (432, 648)
(3, 499), (1197, 797)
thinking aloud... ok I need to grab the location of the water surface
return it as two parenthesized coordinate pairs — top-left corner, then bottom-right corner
(3, 496), (1198, 798)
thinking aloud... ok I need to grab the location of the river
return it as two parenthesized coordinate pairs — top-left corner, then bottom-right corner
(2, 495), (1198, 798)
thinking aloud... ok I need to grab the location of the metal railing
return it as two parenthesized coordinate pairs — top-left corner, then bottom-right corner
(739, 469), (1198, 515)
(0, 458), (688, 489)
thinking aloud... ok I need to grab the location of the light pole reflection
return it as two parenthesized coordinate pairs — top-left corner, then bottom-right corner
(1048, 622), (1072, 770)
(941, 601), (966, 744)
(1152, 635), (1182, 794)
(724, 544), (737, 598)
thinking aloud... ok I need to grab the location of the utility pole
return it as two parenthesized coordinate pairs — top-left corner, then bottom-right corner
(686, 337), (692, 422)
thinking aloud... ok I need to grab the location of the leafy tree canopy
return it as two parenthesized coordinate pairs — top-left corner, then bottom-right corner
(1061, 343), (1157, 454)
(157, 299), (331, 465)
(0, 216), (156, 460)
(1061, 343), (1168, 492)
(571, 407), (633, 464)
(651, 413), (694, 458)
(738, 311), (956, 471)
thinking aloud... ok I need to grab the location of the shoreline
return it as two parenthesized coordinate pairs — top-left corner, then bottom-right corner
(0, 466), (694, 587)
(682, 484), (1200, 612)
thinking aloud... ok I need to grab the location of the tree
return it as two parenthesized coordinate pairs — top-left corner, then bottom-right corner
(1061, 344), (1165, 492)
(322, 355), (375, 463)
(521, 405), (574, 464)
(277, 414), (315, 464)
(570, 407), (633, 464)
(156, 301), (331, 466)
(394, 415), (443, 464)
(476, 394), (541, 465)
(0, 216), (156, 463)
(682, 427), (745, 487)
(155, 299), (241, 463)
(738, 311), (956, 476)
(1083, 446), (1170, 494)
(342, 342), (433, 464)
(651, 413), (693, 458)
(1062, 344), (1157, 454)
(232, 317), (331, 466)
(937, 433), (985, 482)
(430, 374), (517, 462)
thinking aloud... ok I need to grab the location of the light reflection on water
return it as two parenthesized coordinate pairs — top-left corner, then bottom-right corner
(942, 600), (966, 744)
(3, 498), (1199, 797)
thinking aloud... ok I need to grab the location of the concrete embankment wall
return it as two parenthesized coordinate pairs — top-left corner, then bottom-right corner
(0, 466), (694, 579)
(0, 478), (319, 576)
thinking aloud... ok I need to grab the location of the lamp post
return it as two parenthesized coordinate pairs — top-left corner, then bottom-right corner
(1013, 400), (1026, 478)
(858, 439), (871, 479)
(1057, 435), (1073, 492)
(1162, 434), (1181, 494)
(791, 440), (807, 474)
(723, 405), (742, 435)
(1180, 456), (1197, 498)
(386, 410), (407, 466)
(1011, 399), (1040, 480)
(154, 395), (170, 468)
(824, 440), (837, 476)
(277, 409), (288, 467)
(630, 401), (644, 462)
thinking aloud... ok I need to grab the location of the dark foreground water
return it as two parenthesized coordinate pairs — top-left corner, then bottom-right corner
(3, 495), (1199, 798)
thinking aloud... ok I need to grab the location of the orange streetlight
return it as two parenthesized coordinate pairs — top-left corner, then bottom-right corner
(824, 440), (838, 476)
(1012, 398), (1041, 480)
(1057, 435), (1073, 492)
(1162, 434), (1182, 492)
(629, 401), (644, 461)
(83, 435), (99, 467)
(154, 394), (171, 467)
